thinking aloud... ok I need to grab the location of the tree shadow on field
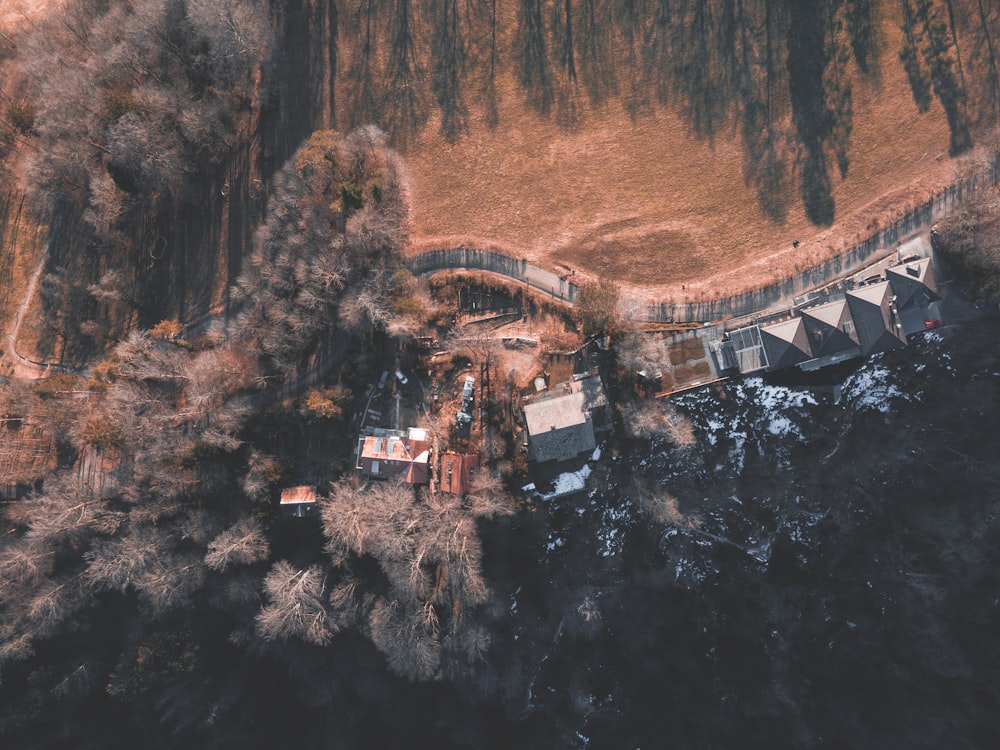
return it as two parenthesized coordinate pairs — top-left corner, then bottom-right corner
(787, 1), (836, 227)
(431, 0), (470, 143)
(800, 147), (835, 226)
(517, 0), (555, 116)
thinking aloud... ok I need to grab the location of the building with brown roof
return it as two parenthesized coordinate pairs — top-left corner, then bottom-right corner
(846, 281), (907, 355)
(280, 485), (318, 518)
(800, 299), (860, 358)
(440, 452), (479, 496)
(760, 318), (813, 370)
(887, 257), (938, 308)
(357, 433), (431, 484)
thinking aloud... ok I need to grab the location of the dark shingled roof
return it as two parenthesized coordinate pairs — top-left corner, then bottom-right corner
(524, 374), (609, 463)
(801, 299), (858, 357)
(760, 318), (813, 369)
(846, 281), (906, 355)
(887, 258), (938, 308)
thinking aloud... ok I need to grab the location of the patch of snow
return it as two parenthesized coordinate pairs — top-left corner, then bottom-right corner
(729, 431), (747, 473)
(842, 364), (910, 413)
(538, 465), (593, 499)
(744, 377), (818, 410)
(767, 415), (800, 437)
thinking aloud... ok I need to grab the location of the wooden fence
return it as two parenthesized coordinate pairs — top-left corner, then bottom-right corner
(645, 155), (1000, 322)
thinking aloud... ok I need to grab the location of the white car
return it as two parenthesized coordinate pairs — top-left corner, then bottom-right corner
(395, 370), (409, 385)
(462, 376), (475, 400)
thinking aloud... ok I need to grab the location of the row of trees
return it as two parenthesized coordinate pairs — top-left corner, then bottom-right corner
(6, 0), (272, 225)
(4, 0), (999, 365)
(253, 476), (509, 681)
(932, 189), (1000, 301)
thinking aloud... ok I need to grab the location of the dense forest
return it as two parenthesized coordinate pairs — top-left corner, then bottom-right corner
(2, 1), (1000, 747)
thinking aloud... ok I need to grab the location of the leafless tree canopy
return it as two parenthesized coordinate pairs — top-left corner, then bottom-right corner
(256, 561), (332, 646)
(231, 128), (408, 373)
(318, 479), (494, 680)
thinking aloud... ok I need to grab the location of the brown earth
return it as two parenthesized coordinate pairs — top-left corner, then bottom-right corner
(403, 19), (966, 304)
(0, 0), (63, 35)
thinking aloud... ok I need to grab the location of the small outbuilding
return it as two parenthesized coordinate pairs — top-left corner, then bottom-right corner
(440, 452), (479, 496)
(280, 485), (318, 518)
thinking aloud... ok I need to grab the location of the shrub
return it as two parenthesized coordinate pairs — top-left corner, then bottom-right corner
(81, 417), (123, 450)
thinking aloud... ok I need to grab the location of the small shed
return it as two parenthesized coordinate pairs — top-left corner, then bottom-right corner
(280, 485), (318, 518)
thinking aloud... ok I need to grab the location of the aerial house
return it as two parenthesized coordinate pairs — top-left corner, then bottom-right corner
(357, 432), (431, 484)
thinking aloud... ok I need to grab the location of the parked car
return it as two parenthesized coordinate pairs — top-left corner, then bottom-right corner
(924, 319), (941, 330)
(462, 376), (475, 400)
(395, 370), (409, 385)
(377, 370), (389, 389)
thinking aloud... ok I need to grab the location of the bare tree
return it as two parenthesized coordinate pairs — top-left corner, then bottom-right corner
(368, 597), (440, 681)
(205, 518), (270, 571)
(256, 561), (332, 646)
(83, 524), (165, 594)
(135, 552), (206, 617)
(465, 470), (515, 519)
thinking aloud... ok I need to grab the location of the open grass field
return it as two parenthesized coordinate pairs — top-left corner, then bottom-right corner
(404, 18), (965, 303)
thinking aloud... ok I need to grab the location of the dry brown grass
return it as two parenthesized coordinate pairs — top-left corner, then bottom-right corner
(668, 337), (706, 366)
(404, 17), (965, 302)
(674, 361), (712, 383)
(0, 0), (62, 35)
(0, 421), (56, 486)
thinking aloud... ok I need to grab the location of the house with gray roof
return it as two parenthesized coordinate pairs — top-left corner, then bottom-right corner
(721, 247), (943, 376)
(523, 373), (610, 464)
(887, 257), (938, 308)
(800, 299), (860, 358)
(846, 281), (907, 355)
(760, 318), (813, 369)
